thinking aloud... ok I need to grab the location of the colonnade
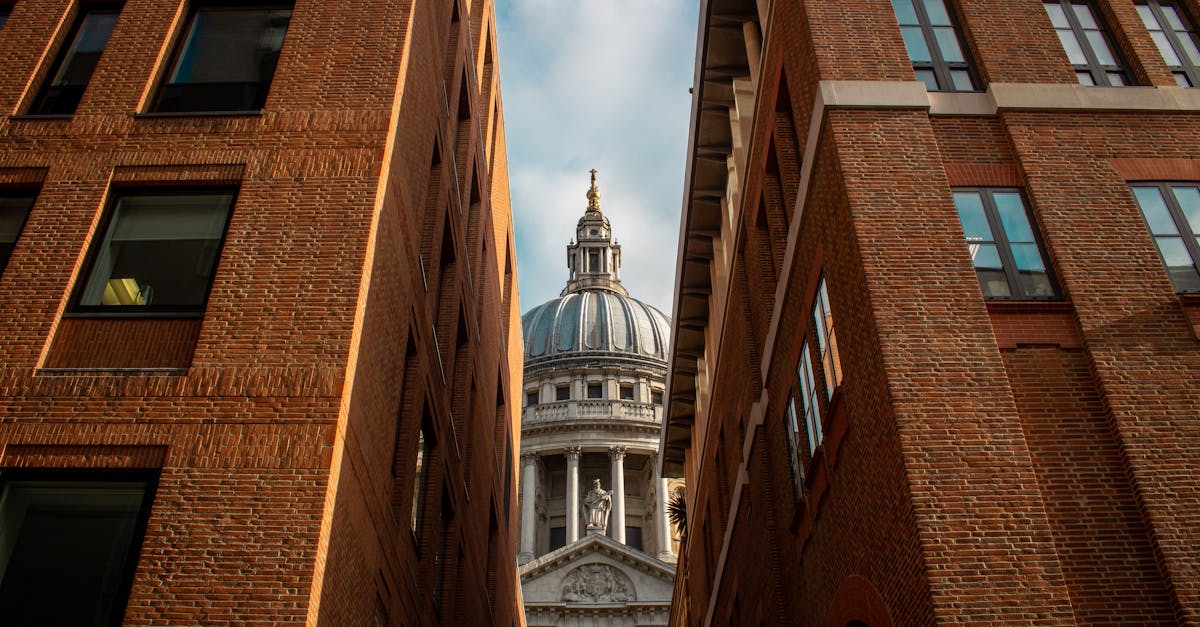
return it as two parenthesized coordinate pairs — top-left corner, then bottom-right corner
(516, 447), (673, 563)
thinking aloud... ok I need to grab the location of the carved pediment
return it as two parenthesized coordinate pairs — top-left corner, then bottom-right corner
(560, 563), (636, 603)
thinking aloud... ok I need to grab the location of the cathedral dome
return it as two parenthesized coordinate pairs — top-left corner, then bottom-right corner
(521, 291), (671, 365)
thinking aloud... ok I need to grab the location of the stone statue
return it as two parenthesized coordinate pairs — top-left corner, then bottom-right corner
(583, 479), (611, 535)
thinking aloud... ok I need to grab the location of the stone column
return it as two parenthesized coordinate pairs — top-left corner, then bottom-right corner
(658, 476), (674, 560)
(609, 446), (626, 543)
(565, 446), (582, 544)
(518, 452), (537, 563)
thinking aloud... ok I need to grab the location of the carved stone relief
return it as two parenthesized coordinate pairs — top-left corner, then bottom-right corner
(560, 563), (636, 603)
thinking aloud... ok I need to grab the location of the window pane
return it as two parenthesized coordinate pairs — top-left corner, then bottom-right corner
(1010, 243), (1048, 272)
(77, 192), (234, 309)
(0, 478), (150, 627)
(914, 68), (939, 90)
(1086, 30), (1117, 65)
(0, 10), (8, 29)
(934, 27), (965, 62)
(922, 0), (952, 25)
(901, 26), (932, 62)
(1137, 4), (1160, 30)
(954, 192), (993, 242)
(0, 194), (35, 244)
(1077, 70), (1096, 85)
(1171, 185), (1200, 232)
(951, 69), (975, 90)
(33, 11), (119, 115)
(1045, 3), (1070, 28)
(1056, 29), (1089, 65)
(1106, 71), (1127, 86)
(891, 0), (919, 25)
(1134, 186), (1180, 234)
(1071, 3), (1099, 29)
(973, 245), (1013, 298)
(1156, 237), (1200, 290)
(994, 193), (1036, 242)
(1179, 34), (1200, 65)
(1176, 72), (1193, 86)
(1162, 4), (1187, 31)
(411, 429), (427, 532)
(158, 6), (291, 112)
(1152, 31), (1183, 66)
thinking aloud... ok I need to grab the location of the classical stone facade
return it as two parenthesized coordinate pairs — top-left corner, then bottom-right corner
(518, 174), (678, 626)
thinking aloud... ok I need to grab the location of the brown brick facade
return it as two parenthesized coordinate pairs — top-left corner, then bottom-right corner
(0, 0), (523, 625)
(664, 0), (1200, 624)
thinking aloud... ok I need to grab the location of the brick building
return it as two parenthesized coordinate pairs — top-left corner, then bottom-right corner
(661, 0), (1200, 624)
(0, 0), (523, 625)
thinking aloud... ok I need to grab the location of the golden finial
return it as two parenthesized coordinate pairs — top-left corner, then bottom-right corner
(586, 169), (601, 212)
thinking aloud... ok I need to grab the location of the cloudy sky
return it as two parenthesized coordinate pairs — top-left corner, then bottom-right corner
(495, 0), (699, 316)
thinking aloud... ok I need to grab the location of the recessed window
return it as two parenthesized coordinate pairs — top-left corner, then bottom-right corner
(0, 6), (12, 29)
(154, 3), (291, 113)
(811, 278), (843, 396)
(73, 189), (236, 313)
(797, 344), (823, 457)
(525, 390), (538, 407)
(30, 6), (120, 115)
(784, 396), (806, 496)
(556, 385), (570, 401)
(588, 250), (600, 272)
(954, 188), (1059, 300)
(0, 191), (37, 275)
(619, 385), (634, 401)
(1137, 1), (1200, 87)
(411, 422), (432, 534)
(891, 0), (978, 91)
(586, 382), (602, 399)
(625, 526), (643, 551)
(1045, 0), (1130, 86)
(651, 390), (663, 405)
(548, 526), (566, 551)
(0, 470), (157, 627)
(1131, 183), (1200, 293)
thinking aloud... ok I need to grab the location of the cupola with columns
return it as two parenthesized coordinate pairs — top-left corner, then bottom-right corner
(564, 170), (627, 297)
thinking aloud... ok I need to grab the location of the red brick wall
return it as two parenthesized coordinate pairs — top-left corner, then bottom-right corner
(0, 0), (523, 625)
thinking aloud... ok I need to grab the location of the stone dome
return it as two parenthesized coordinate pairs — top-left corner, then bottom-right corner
(521, 291), (671, 365)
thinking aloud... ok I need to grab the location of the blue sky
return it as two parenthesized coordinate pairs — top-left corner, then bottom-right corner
(495, 0), (700, 316)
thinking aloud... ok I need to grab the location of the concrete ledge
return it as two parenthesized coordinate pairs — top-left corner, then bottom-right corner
(817, 80), (930, 110)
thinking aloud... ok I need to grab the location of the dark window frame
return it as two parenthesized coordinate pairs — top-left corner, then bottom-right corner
(954, 187), (1062, 301)
(151, 1), (292, 114)
(68, 186), (238, 317)
(796, 341), (824, 459)
(586, 382), (603, 399)
(1137, 0), (1200, 87)
(525, 390), (537, 407)
(0, 468), (158, 627)
(618, 384), (634, 401)
(784, 395), (806, 499)
(1131, 181), (1200, 293)
(411, 417), (434, 541)
(0, 189), (38, 276)
(555, 385), (570, 401)
(893, 0), (980, 92)
(0, 5), (12, 29)
(1045, 0), (1132, 86)
(28, 4), (122, 116)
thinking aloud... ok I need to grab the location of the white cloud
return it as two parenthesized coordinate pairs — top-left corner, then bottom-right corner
(496, 0), (698, 317)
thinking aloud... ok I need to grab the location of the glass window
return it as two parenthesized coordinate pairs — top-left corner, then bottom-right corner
(625, 526), (643, 551)
(1137, 1), (1200, 86)
(556, 385), (570, 401)
(651, 390), (663, 405)
(411, 424), (431, 534)
(525, 390), (538, 407)
(586, 382), (602, 399)
(73, 189), (236, 313)
(548, 526), (566, 552)
(784, 396), (806, 496)
(0, 471), (156, 627)
(891, 0), (979, 91)
(1045, 0), (1130, 86)
(0, 6), (11, 29)
(154, 4), (292, 113)
(30, 7), (120, 115)
(811, 278), (843, 396)
(798, 344), (823, 457)
(0, 191), (37, 275)
(619, 385), (634, 401)
(588, 250), (600, 272)
(1131, 183), (1200, 292)
(954, 188), (1060, 300)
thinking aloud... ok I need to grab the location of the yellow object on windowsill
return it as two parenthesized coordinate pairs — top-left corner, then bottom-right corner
(102, 278), (147, 306)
